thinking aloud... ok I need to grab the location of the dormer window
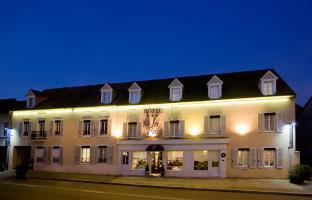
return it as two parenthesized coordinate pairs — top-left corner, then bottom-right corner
(169, 79), (183, 102)
(100, 83), (113, 104)
(259, 71), (278, 96)
(27, 96), (35, 108)
(128, 82), (141, 104)
(207, 75), (223, 99)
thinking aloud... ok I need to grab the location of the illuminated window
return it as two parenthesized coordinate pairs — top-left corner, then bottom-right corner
(98, 146), (108, 163)
(210, 116), (221, 134)
(264, 113), (276, 132)
(194, 151), (208, 170)
(83, 120), (91, 135)
(52, 146), (61, 163)
(122, 151), (129, 165)
(101, 91), (112, 104)
(132, 151), (147, 170)
(237, 149), (249, 167)
(129, 91), (140, 104)
(262, 80), (274, 95)
(167, 151), (183, 171)
(169, 120), (180, 137)
(36, 146), (44, 163)
(264, 148), (276, 167)
(80, 146), (90, 163)
(99, 119), (108, 135)
(128, 122), (137, 137)
(170, 87), (182, 101)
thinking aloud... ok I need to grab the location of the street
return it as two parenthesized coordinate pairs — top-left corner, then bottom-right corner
(0, 179), (310, 200)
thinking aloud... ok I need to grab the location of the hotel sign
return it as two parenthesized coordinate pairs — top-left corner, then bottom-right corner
(143, 108), (162, 137)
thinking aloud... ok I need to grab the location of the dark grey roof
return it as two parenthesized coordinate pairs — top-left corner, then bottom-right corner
(14, 69), (295, 110)
(0, 99), (25, 114)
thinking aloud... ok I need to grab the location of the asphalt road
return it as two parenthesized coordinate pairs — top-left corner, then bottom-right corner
(0, 179), (310, 200)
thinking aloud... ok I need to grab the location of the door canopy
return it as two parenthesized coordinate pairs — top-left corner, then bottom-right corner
(146, 144), (164, 151)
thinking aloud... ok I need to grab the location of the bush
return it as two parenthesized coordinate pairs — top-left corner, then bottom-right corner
(289, 164), (312, 184)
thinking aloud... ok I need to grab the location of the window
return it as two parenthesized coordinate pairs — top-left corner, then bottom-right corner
(264, 113), (276, 132)
(169, 120), (180, 137)
(23, 121), (30, 136)
(264, 148), (276, 167)
(54, 120), (61, 136)
(237, 149), (249, 168)
(167, 151), (183, 171)
(101, 91), (112, 104)
(99, 119), (108, 136)
(194, 151), (208, 170)
(52, 146), (61, 163)
(81, 146), (90, 163)
(83, 120), (91, 135)
(36, 146), (44, 163)
(98, 146), (108, 163)
(209, 84), (221, 99)
(210, 116), (221, 134)
(122, 151), (129, 165)
(263, 80), (274, 95)
(129, 91), (140, 104)
(170, 87), (182, 101)
(27, 97), (35, 108)
(132, 151), (147, 169)
(128, 122), (137, 137)
(38, 120), (45, 133)
(211, 150), (219, 167)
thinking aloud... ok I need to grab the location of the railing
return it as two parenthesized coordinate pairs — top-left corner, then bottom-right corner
(31, 131), (47, 141)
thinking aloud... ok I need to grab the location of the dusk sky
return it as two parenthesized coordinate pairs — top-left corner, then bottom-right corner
(0, 0), (311, 105)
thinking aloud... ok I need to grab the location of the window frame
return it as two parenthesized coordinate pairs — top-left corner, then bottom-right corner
(27, 96), (35, 108)
(131, 151), (147, 170)
(80, 146), (91, 163)
(170, 86), (182, 101)
(208, 83), (222, 99)
(264, 113), (276, 132)
(99, 119), (108, 136)
(167, 151), (183, 171)
(263, 148), (276, 168)
(82, 120), (91, 136)
(52, 146), (61, 164)
(262, 80), (274, 95)
(98, 145), (108, 164)
(36, 146), (45, 163)
(237, 148), (249, 168)
(193, 151), (208, 170)
(101, 90), (112, 104)
(122, 151), (129, 165)
(54, 120), (62, 136)
(128, 122), (138, 138)
(210, 115), (221, 134)
(129, 90), (141, 104)
(23, 120), (30, 136)
(169, 120), (180, 137)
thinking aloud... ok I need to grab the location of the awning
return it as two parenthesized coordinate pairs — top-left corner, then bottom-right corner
(146, 144), (164, 151)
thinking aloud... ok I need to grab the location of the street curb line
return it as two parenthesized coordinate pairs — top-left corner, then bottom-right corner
(27, 176), (312, 197)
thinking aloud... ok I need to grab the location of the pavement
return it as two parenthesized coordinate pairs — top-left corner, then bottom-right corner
(19, 171), (312, 196)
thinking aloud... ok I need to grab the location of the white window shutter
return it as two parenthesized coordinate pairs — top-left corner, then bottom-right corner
(107, 146), (113, 164)
(78, 120), (82, 137)
(74, 146), (80, 164)
(91, 146), (97, 164)
(19, 122), (23, 137)
(163, 121), (169, 138)
(49, 121), (54, 137)
(179, 120), (185, 137)
(204, 116), (209, 134)
(231, 148), (237, 168)
(257, 148), (264, 168)
(107, 119), (112, 136)
(276, 112), (284, 133)
(277, 148), (283, 168)
(258, 113), (264, 132)
(122, 122), (128, 138)
(60, 120), (64, 136)
(221, 115), (226, 134)
(137, 122), (142, 137)
(91, 120), (96, 136)
(249, 148), (257, 168)
(46, 147), (52, 165)
(59, 146), (63, 165)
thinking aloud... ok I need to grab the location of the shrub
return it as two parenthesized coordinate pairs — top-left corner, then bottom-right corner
(289, 164), (312, 184)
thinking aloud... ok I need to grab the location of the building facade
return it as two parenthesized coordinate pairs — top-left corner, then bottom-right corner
(8, 69), (299, 178)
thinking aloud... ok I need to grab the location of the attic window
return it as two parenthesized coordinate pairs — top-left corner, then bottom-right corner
(207, 75), (223, 99)
(101, 91), (112, 104)
(260, 71), (278, 96)
(27, 97), (35, 108)
(262, 81), (274, 95)
(170, 87), (182, 101)
(129, 90), (140, 104)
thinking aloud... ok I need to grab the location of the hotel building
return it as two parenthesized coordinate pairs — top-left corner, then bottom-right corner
(8, 69), (299, 178)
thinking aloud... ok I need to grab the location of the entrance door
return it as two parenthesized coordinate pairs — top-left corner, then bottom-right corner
(150, 151), (162, 175)
(209, 150), (220, 176)
(0, 146), (7, 170)
(14, 146), (31, 168)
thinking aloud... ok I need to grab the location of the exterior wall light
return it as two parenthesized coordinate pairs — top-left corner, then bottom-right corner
(189, 127), (200, 136)
(236, 124), (249, 135)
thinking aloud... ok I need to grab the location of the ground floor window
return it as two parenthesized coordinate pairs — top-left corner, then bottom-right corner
(81, 146), (90, 163)
(210, 150), (219, 167)
(132, 151), (147, 170)
(264, 148), (276, 167)
(52, 146), (61, 163)
(167, 151), (183, 171)
(122, 151), (129, 165)
(238, 149), (249, 168)
(194, 151), (208, 170)
(36, 146), (44, 163)
(98, 146), (108, 163)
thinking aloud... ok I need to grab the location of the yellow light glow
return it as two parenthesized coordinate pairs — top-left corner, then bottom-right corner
(112, 130), (123, 138)
(189, 127), (200, 136)
(236, 124), (250, 135)
(12, 95), (292, 116)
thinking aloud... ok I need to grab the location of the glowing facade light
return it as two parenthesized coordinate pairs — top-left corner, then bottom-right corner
(189, 127), (200, 136)
(236, 124), (250, 135)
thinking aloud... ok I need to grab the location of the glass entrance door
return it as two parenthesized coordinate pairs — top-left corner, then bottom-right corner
(150, 151), (162, 175)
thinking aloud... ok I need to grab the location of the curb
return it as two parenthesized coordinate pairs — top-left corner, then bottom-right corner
(27, 176), (312, 197)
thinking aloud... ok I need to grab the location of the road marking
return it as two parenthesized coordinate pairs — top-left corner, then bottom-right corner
(3, 182), (193, 200)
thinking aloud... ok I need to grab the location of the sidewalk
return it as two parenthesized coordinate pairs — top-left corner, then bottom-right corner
(25, 171), (312, 196)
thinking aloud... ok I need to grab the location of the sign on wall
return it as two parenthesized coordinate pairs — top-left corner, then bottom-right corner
(143, 108), (162, 137)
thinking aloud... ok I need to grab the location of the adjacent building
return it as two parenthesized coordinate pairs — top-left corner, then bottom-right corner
(8, 69), (299, 178)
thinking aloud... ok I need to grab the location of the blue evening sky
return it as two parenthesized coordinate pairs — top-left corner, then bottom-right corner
(0, 0), (311, 105)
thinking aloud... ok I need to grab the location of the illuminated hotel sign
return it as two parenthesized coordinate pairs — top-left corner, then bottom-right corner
(143, 108), (162, 137)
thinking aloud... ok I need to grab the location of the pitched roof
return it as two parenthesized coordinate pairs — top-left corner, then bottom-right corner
(0, 98), (25, 114)
(14, 69), (295, 110)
